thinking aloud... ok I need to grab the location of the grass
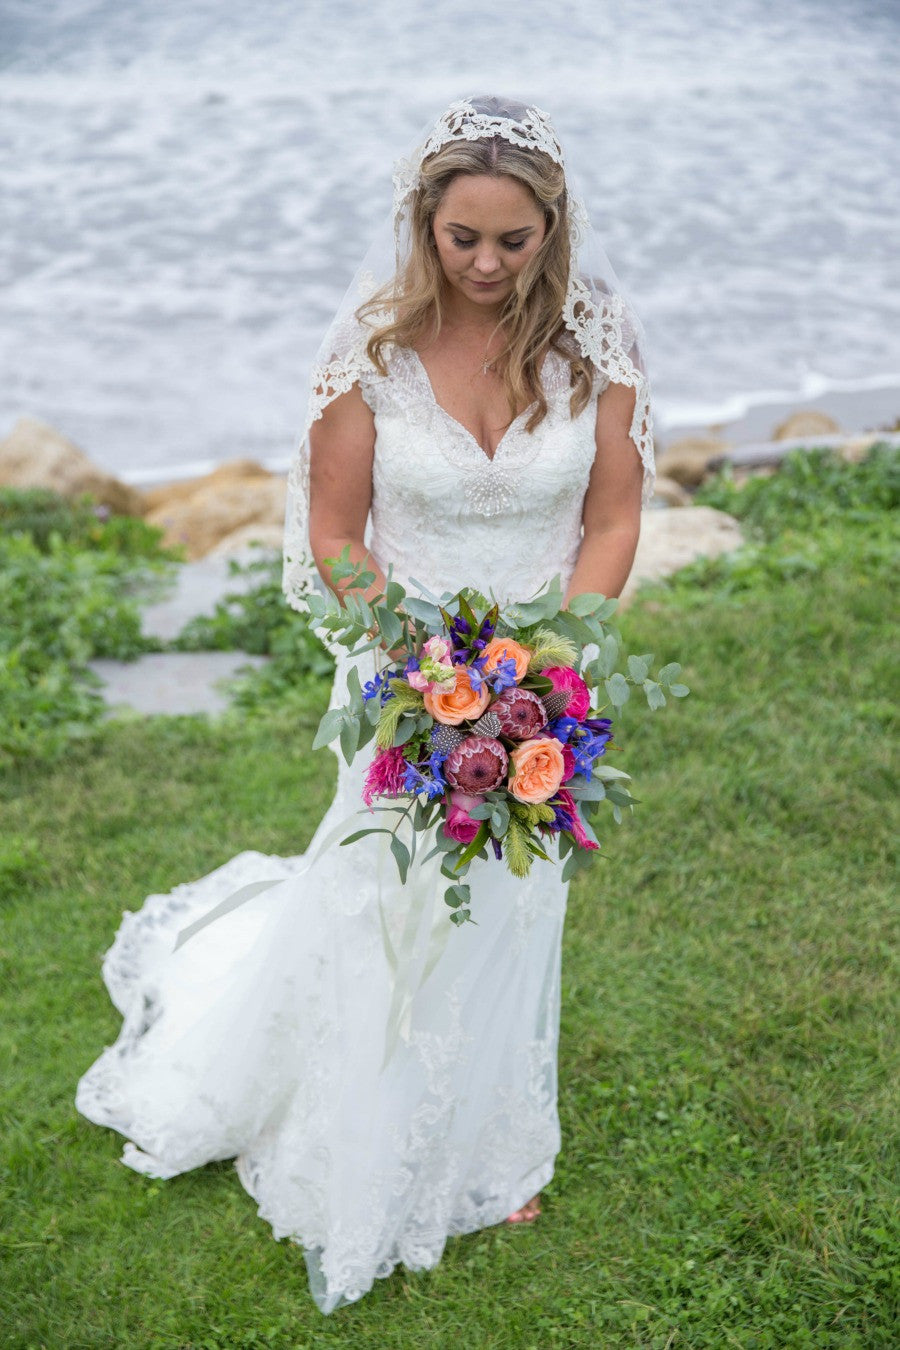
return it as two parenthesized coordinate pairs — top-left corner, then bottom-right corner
(1, 468), (898, 1345)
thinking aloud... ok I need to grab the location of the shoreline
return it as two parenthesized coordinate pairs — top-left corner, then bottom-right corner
(655, 379), (900, 451)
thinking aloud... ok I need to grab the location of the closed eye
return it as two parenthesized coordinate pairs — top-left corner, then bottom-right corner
(450, 236), (528, 252)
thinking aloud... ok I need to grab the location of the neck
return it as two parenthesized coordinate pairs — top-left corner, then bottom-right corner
(440, 285), (506, 333)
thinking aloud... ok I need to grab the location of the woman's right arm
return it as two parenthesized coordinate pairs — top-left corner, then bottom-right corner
(308, 382), (385, 601)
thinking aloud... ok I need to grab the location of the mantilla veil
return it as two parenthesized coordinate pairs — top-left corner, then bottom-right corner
(282, 94), (655, 613)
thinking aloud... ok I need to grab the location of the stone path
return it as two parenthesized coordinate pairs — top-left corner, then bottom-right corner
(88, 551), (272, 717)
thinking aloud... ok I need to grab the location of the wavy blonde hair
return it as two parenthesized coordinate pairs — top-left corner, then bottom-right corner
(358, 101), (594, 432)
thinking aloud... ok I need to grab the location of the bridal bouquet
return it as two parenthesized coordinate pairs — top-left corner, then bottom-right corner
(303, 549), (688, 925)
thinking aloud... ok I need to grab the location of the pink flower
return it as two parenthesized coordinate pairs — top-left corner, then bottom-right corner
(407, 634), (456, 692)
(554, 788), (599, 851)
(442, 790), (482, 844)
(543, 666), (591, 720)
(445, 735), (508, 794)
(493, 687), (547, 741)
(560, 743), (576, 782)
(362, 746), (408, 807)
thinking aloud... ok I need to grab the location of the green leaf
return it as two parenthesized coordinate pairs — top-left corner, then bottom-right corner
(567, 591), (609, 617)
(443, 883), (470, 910)
(312, 707), (344, 749)
(449, 908), (473, 926)
(604, 673), (630, 707)
(390, 834), (410, 884)
(643, 679), (667, 711)
(374, 605), (403, 650)
(658, 662), (681, 686)
(346, 665), (364, 713)
(392, 716), (420, 747)
(385, 579), (406, 610)
(454, 823), (489, 870)
(595, 634), (620, 678)
(339, 714), (361, 763)
(593, 764), (631, 782)
(627, 653), (653, 683)
(670, 683), (690, 697)
(340, 827), (393, 846)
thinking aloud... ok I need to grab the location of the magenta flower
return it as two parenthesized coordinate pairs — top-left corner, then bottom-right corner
(443, 789), (482, 844)
(542, 666), (591, 720)
(362, 746), (409, 807)
(553, 788), (599, 851)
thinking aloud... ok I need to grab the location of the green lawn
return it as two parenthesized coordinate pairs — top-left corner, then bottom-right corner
(1, 543), (897, 1346)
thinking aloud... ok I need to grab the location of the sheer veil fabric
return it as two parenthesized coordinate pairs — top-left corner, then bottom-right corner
(75, 95), (654, 1315)
(283, 93), (654, 615)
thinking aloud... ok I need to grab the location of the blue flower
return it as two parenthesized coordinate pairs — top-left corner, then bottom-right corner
(362, 671), (392, 705)
(547, 715), (579, 744)
(571, 727), (610, 779)
(487, 656), (518, 693)
(404, 751), (447, 801)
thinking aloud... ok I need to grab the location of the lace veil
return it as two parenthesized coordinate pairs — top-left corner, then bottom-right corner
(282, 95), (655, 612)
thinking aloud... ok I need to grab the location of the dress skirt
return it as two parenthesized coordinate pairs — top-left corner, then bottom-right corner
(75, 653), (568, 1313)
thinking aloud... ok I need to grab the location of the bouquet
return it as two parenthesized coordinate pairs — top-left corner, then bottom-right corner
(303, 549), (688, 925)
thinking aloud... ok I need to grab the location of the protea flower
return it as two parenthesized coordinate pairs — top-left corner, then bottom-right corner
(445, 736), (508, 794)
(493, 687), (547, 741)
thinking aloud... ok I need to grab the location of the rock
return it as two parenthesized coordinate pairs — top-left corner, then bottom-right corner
(772, 410), (841, 441)
(145, 474), (287, 560)
(207, 522), (285, 558)
(0, 416), (145, 515)
(142, 459), (271, 512)
(651, 474), (691, 507)
(621, 506), (743, 605)
(656, 436), (730, 487)
(839, 434), (883, 464)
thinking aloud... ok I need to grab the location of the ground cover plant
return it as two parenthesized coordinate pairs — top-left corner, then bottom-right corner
(1, 450), (897, 1346)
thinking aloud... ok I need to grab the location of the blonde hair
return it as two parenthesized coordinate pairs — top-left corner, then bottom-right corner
(358, 105), (594, 432)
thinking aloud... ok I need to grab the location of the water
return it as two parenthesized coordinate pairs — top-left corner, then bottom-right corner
(2, 0), (898, 482)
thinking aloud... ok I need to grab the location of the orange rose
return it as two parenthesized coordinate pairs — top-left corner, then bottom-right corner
(423, 665), (491, 725)
(509, 737), (566, 803)
(481, 636), (531, 683)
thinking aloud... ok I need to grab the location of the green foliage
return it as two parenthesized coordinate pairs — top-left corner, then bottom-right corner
(0, 486), (179, 560)
(0, 532), (167, 763)
(695, 442), (899, 540)
(651, 443), (900, 604)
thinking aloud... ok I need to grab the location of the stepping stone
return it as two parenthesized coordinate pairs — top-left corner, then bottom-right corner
(88, 652), (268, 717)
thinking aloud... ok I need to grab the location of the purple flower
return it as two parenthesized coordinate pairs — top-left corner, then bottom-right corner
(362, 671), (392, 704)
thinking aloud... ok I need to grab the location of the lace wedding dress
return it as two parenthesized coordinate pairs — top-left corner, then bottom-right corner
(75, 345), (609, 1314)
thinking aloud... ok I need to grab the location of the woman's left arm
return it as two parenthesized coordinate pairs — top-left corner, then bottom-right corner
(563, 382), (644, 604)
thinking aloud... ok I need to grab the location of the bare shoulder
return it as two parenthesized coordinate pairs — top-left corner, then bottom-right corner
(311, 380), (375, 444)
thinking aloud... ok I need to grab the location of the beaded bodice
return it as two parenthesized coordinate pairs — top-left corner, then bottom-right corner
(358, 347), (604, 604)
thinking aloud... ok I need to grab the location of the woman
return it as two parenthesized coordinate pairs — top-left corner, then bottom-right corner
(76, 96), (654, 1314)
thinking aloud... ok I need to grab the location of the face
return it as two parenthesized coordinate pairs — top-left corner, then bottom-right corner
(431, 173), (547, 311)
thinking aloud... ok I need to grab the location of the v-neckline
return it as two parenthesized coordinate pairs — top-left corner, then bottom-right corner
(410, 349), (537, 465)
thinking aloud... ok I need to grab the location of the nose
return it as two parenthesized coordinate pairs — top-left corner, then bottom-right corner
(473, 245), (501, 275)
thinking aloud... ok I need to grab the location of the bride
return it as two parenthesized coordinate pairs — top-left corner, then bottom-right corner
(75, 95), (654, 1315)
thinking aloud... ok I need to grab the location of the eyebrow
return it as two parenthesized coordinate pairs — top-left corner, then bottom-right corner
(444, 223), (537, 237)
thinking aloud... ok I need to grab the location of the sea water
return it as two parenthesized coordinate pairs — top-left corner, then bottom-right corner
(1, 0), (898, 481)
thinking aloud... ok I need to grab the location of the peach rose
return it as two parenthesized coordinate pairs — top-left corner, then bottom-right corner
(481, 636), (531, 683)
(509, 737), (566, 804)
(423, 664), (491, 725)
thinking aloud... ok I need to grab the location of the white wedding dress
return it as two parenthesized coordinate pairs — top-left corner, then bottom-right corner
(75, 346), (608, 1314)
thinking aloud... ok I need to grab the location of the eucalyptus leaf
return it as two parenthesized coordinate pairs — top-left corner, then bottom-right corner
(670, 683), (690, 697)
(339, 715), (361, 764)
(658, 661), (681, 686)
(595, 634), (620, 678)
(627, 653), (652, 684)
(389, 834), (410, 884)
(643, 679), (667, 710)
(605, 672), (630, 707)
(340, 827), (393, 846)
(312, 707), (344, 749)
